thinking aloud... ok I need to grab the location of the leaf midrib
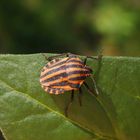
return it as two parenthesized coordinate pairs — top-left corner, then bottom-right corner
(1, 78), (112, 139)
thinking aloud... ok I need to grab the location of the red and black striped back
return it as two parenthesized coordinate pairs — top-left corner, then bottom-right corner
(40, 56), (91, 94)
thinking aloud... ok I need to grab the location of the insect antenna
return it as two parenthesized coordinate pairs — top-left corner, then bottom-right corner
(65, 90), (74, 117)
(83, 81), (99, 97)
(78, 87), (82, 106)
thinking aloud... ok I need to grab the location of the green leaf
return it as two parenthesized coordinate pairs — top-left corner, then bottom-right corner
(0, 54), (140, 140)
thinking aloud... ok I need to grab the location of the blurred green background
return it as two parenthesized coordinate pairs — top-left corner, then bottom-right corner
(0, 0), (140, 56)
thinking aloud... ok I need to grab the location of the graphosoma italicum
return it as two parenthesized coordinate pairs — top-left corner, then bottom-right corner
(40, 53), (101, 116)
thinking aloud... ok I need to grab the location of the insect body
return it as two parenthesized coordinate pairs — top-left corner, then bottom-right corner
(40, 53), (101, 116)
(40, 55), (92, 94)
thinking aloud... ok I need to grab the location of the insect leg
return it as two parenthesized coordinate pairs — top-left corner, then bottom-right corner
(41, 53), (67, 61)
(90, 76), (99, 96)
(83, 81), (98, 97)
(84, 55), (102, 65)
(84, 49), (103, 65)
(78, 87), (82, 106)
(47, 53), (74, 61)
(65, 90), (74, 117)
(41, 53), (48, 61)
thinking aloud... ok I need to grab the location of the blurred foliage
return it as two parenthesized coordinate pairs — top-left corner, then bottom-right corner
(0, 0), (140, 56)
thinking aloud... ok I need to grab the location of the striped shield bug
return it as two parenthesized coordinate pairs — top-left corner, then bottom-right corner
(40, 53), (102, 116)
